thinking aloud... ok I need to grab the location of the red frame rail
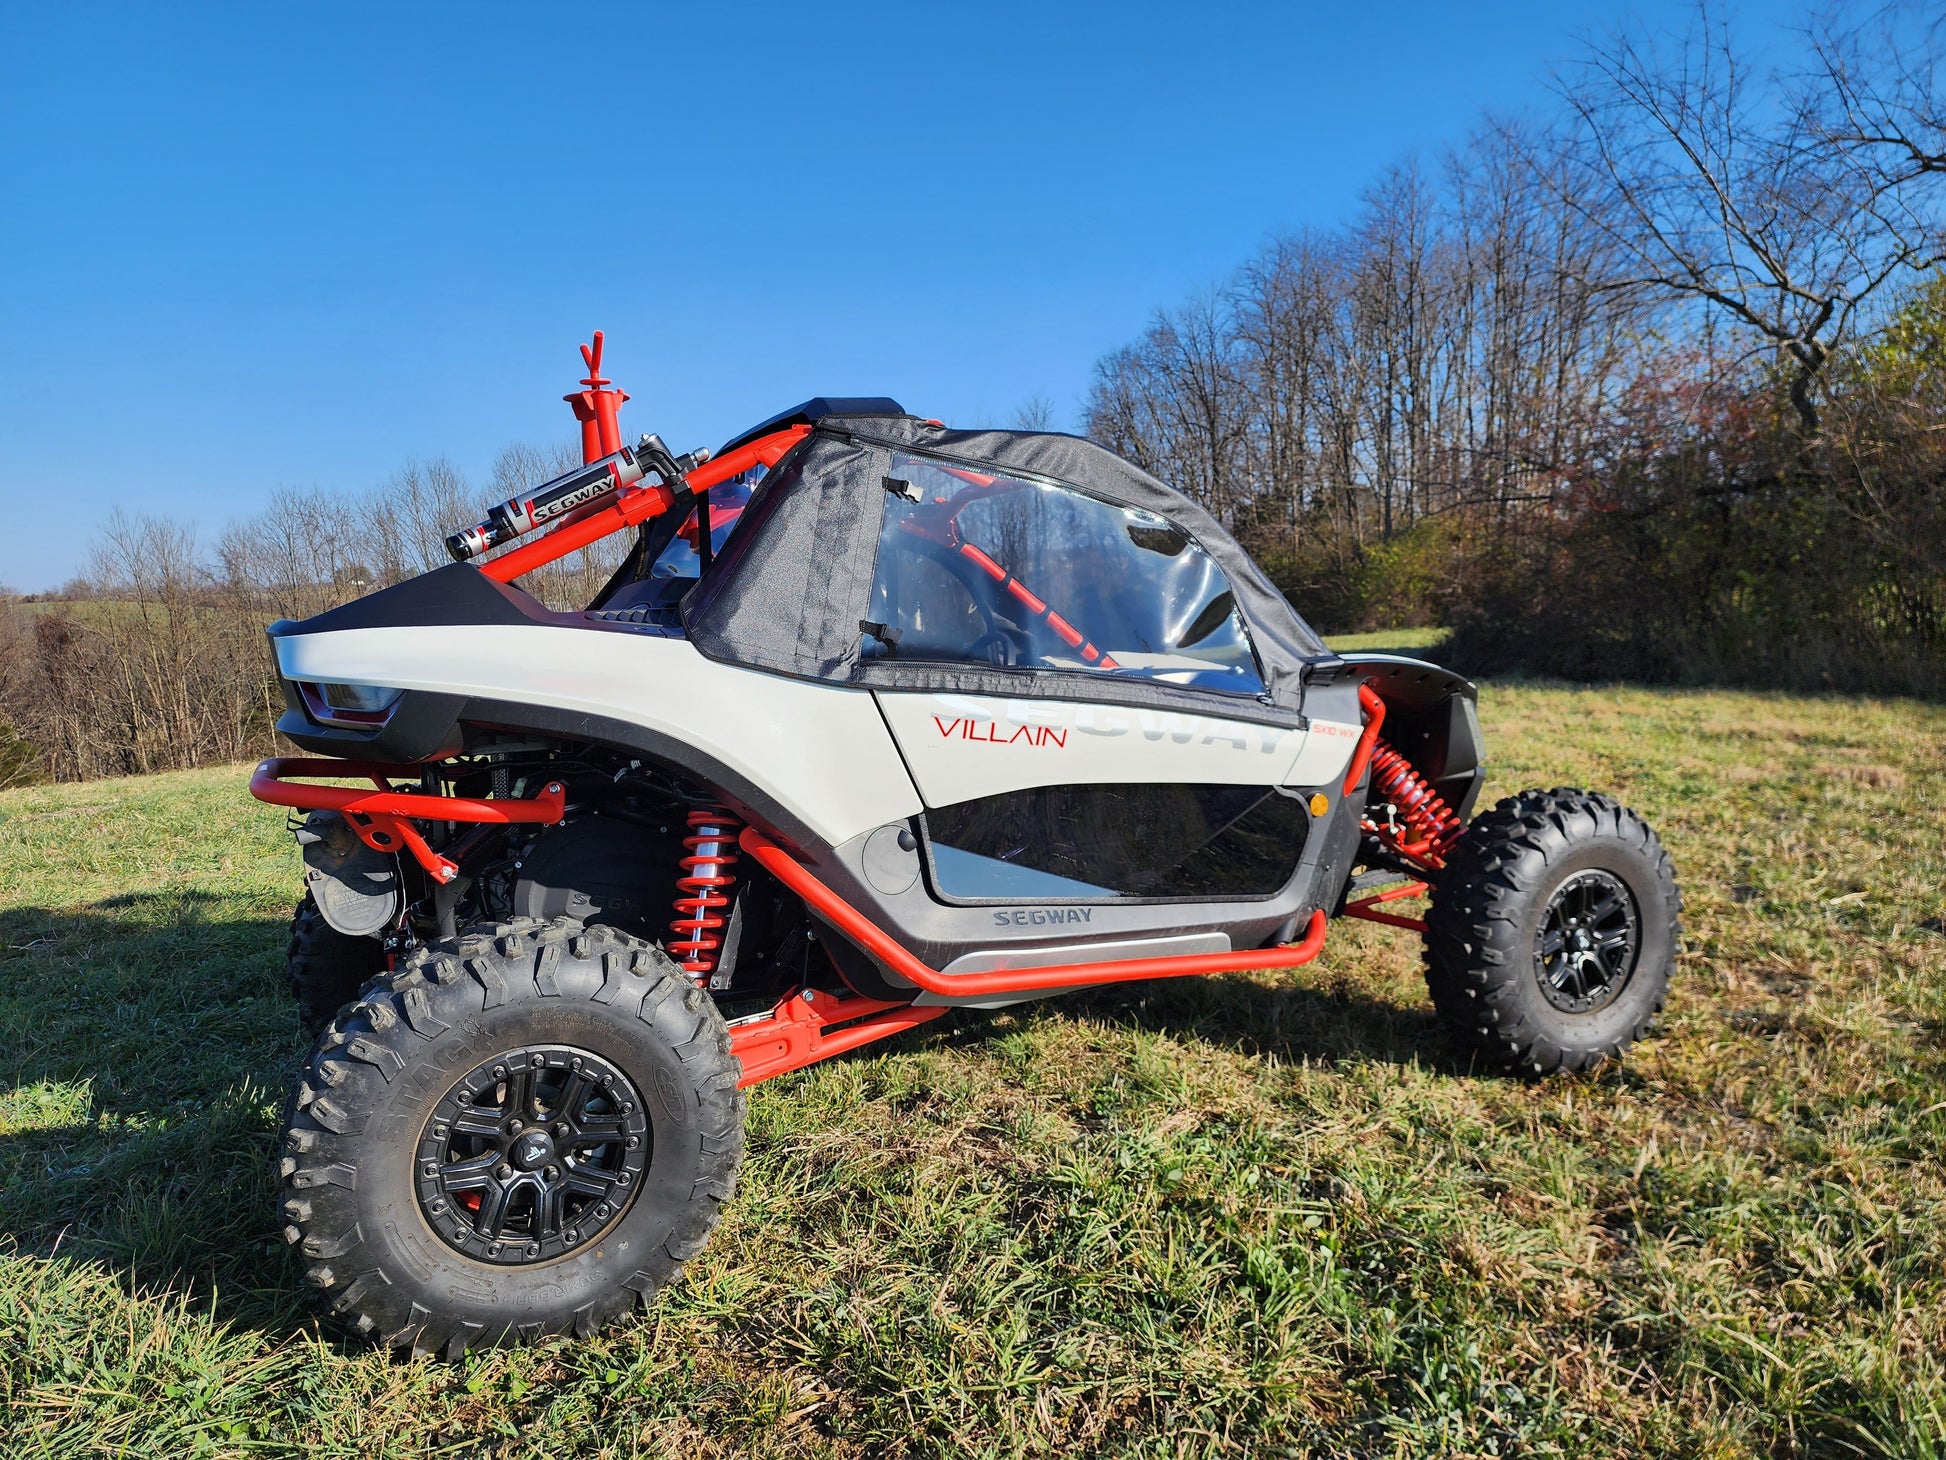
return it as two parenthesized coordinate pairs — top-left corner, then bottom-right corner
(724, 827), (1329, 1085)
(250, 758), (566, 883)
(727, 989), (949, 1088)
(738, 827), (1328, 997)
(1341, 878), (1430, 931)
(1342, 683), (1386, 795)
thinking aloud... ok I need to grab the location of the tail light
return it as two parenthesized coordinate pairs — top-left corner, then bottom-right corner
(299, 681), (404, 728)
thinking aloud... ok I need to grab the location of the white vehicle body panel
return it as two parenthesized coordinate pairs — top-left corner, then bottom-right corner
(1288, 716), (1361, 787)
(275, 625), (920, 847)
(873, 691), (1358, 806)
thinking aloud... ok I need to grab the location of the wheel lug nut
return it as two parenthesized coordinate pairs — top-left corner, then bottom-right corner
(553, 1123), (569, 1138)
(497, 1163), (514, 1180)
(545, 1165), (560, 1181)
(507, 1119), (523, 1134)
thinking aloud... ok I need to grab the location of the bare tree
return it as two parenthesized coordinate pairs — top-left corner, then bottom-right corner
(1556, 5), (1945, 430)
(1011, 394), (1057, 431)
(1806, 1), (1946, 185)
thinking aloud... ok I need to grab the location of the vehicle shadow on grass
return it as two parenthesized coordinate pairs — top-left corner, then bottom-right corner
(972, 965), (1487, 1079)
(0, 894), (323, 1343)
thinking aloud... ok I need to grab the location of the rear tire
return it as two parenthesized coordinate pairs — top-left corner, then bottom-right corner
(1423, 788), (1680, 1074)
(276, 917), (745, 1357)
(286, 894), (387, 1036)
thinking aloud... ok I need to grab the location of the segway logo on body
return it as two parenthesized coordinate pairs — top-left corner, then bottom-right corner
(994, 907), (1094, 926)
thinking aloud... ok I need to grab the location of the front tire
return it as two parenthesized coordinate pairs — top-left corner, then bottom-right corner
(1423, 788), (1680, 1074)
(276, 917), (745, 1356)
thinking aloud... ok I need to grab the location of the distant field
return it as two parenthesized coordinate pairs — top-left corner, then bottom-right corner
(0, 682), (1942, 1457)
(1324, 625), (1453, 654)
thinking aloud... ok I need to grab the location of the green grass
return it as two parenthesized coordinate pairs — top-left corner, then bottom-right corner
(0, 684), (1942, 1457)
(1323, 625), (1454, 655)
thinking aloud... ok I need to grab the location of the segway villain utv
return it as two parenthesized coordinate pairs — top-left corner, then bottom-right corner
(253, 333), (1679, 1356)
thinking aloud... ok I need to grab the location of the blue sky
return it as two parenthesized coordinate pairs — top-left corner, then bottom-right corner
(0, 1), (1801, 591)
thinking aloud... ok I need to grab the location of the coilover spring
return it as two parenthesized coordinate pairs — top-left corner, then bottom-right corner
(670, 806), (742, 977)
(1366, 739), (1466, 867)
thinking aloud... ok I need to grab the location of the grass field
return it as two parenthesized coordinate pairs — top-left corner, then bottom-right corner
(1, 682), (1943, 1457)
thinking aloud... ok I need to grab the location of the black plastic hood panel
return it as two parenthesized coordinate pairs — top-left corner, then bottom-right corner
(267, 564), (552, 638)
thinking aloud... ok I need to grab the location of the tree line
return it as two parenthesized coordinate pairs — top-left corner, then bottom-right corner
(2, 3), (1941, 787)
(0, 445), (625, 785)
(1085, 3), (1945, 689)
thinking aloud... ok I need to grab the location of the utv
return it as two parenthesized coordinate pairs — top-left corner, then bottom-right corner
(252, 333), (1679, 1356)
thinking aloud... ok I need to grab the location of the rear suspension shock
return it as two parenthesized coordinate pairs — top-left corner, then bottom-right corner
(670, 806), (743, 978)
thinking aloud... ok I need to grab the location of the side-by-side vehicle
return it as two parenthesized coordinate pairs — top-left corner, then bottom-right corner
(252, 334), (1679, 1356)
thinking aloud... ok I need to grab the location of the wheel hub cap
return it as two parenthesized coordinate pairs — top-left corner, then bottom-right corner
(511, 1131), (555, 1170)
(416, 1045), (651, 1266)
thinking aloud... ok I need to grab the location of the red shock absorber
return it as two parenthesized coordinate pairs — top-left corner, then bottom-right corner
(670, 806), (743, 977)
(1366, 740), (1466, 867)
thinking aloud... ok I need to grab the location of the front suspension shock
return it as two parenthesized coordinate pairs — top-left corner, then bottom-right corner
(1365, 739), (1465, 866)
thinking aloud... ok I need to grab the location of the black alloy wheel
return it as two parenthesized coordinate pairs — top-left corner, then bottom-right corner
(418, 1046), (651, 1265)
(1533, 869), (1640, 1013)
(277, 917), (745, 1357)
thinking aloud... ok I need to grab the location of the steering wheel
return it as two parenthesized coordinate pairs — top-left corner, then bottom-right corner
(968, 630), (1018, 667)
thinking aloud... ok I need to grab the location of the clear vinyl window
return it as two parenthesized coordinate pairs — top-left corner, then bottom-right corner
(643, 466), (766, 582)
(862, 452), (1265, 697)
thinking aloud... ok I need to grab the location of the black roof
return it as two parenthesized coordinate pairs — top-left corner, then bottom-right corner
(719, 397), (906, 455)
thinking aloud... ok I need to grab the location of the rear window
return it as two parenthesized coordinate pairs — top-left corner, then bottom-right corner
(862, 452), (1265, 698)
(641, 467), (766, 582)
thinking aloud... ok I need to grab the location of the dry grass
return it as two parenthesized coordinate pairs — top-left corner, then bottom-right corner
(0, 681), (1941, 1456)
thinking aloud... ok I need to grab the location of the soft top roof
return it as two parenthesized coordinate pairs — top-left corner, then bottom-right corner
(719, 397), (906, 456)
(683, 413), (1330, 719)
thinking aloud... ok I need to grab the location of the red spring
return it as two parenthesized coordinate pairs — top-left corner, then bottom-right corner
(670, 806), (742, 976)
(1366, 739), (1465, 867)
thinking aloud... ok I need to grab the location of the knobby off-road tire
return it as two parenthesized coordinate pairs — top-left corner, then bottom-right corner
(1424, 788), (1680, 1074)
(287, 894), (387, 1036)
(277, 917), (745, 1357)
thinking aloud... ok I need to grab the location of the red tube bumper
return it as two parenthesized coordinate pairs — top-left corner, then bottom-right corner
(248, 757), (565, 882)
